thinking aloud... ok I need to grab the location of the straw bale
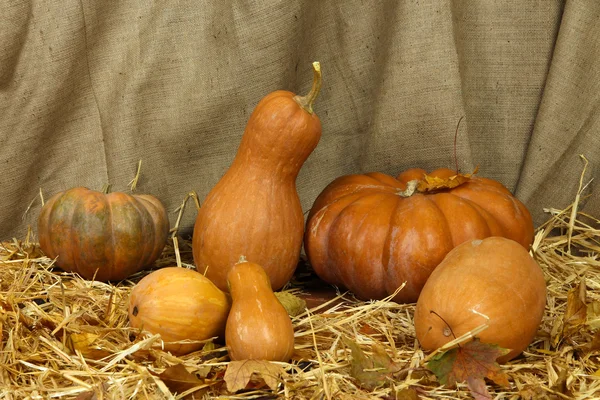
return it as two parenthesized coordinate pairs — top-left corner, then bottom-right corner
(1, 182), (600, 399)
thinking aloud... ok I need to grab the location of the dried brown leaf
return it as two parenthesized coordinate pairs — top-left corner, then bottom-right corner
(586, 301), (600, 331)
(562, 279), (587, 336)
(426, 339), (510, 390)
(394, 387), (420, 400)
(344, 338), (404, 390)
(128, 348), (157, 363)
(467, 376), (492, 400)
(589, 331), (600, 352)
(73, 383), (109, 400)
(70, 332), (100, 350)
(157, 363), (207, 396)
(68, 332), (112, 360)
(274, 291), (307, 317)
(359, 322), (379, 335)
(519, 385), (553, 400)
(73, 392), (96, 400)
(0, 313), (4, 345)
(224, 360), (282, 393)
(416, 167), (478, 193)
(550, 367), (573, 398)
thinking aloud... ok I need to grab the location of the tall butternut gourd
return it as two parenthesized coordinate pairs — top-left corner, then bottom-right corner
(193, 62), (323, 291)
(225, 259), (295, 362)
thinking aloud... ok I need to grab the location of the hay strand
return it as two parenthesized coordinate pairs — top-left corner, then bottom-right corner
(129, 160), (143, 192)
(169, 191), (201, 269)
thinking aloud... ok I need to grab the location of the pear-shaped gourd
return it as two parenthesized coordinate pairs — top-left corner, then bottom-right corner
(225, 259), (295, 362)
(192, 62), (323, 292)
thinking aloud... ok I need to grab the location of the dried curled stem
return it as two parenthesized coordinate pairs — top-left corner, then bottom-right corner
(293, 61), (322, 114)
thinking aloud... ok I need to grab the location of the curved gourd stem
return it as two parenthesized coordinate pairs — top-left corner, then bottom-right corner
(397, 180), (419, 198)
(293, 61), (322, 114)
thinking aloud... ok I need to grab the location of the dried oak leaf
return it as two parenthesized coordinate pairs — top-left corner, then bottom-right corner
(426, 339), (510, 400)
(224, 360), (283, 393)
(157, 363), (209, 398)
(344, 338), (404, 390)
(416, 167), (479, 193)
(562, 279), (587, 337)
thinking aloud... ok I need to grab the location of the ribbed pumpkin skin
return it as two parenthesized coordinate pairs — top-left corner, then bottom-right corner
(225, 261), (295, 361)
(414, 237), (547, 363)
(192, 90), (322, 292)
(128, 267), (231, 356)
(38, 187), (169, 281)
(305, 168), (534, 303)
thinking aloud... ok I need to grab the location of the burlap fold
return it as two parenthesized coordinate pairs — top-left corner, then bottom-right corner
(1, 0), (597, 240)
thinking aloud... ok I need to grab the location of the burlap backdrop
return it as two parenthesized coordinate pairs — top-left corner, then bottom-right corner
(1, 1), (598, 241)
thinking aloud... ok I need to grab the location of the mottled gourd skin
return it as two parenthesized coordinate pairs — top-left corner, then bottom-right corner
(305, 168), (534, 303)
(38, 187), (169, 281)
(225, 260), (295, 362)
(192, 64), (322, 292)
(414, 237), (547, 363)
(128, 267), (231, 356)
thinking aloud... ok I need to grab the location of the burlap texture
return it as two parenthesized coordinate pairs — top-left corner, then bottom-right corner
(1, 0), (598, 240)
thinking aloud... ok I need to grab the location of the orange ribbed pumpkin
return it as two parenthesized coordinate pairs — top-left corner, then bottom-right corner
(38, 187), (169, 281)
(305, 168), (534, 303)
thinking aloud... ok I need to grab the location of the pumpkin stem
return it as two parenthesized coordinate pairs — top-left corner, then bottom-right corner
(293, 61), (322, 114)
(237, 255), (247, 264)
(101, 183), (112, 194)
(397, 180), (419, 198)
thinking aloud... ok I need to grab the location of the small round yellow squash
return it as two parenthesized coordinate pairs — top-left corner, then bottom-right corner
(128, 267), (231, 355)
(414, 236), (546, 363)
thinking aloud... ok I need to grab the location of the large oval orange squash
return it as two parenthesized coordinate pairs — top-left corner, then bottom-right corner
(413, 237), (547, 363)
(305, 168), (534, 303)
(128, 267), (231, 356)
(192, 63), (323, 291)
(38, 187), (169, 281)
